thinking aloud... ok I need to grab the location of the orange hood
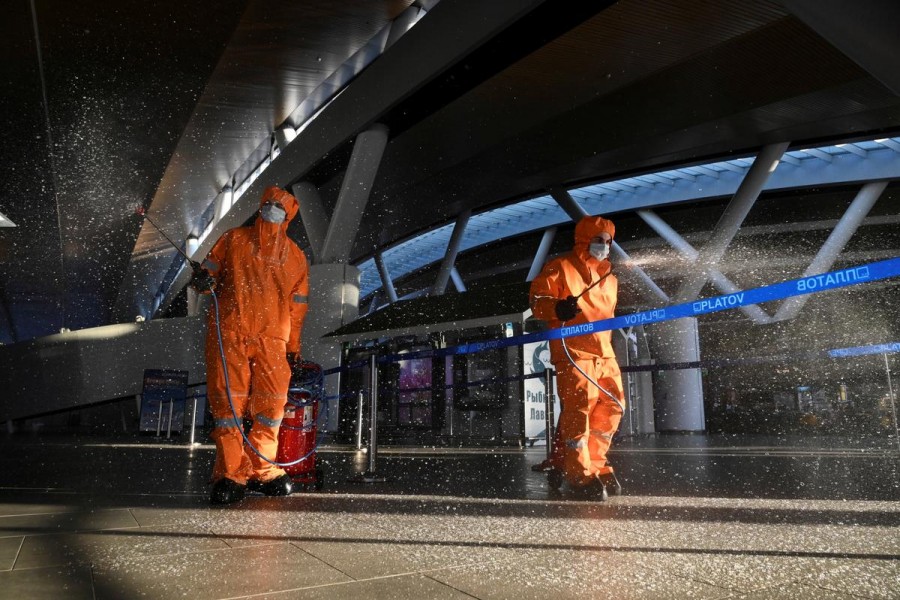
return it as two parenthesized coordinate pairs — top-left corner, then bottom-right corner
(255, 186), (299, 263)
(259, 186), (299, 222)
(574, 215), (615, 265)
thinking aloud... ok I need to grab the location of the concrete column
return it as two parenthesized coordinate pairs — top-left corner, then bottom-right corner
(774, 181), (887, 321)
(374, 252), (398, 303)
(676, 142), (789, 302)
(319, 123), (390, 264)
(651, 318), (704, 432)
(304, 263), (361, 432)
(633, 358), (657, 434)
(291, 181), (330, 262)
(549, 187), (588, 220)
(613, 331), (634, 436)
(450, 267), (467, 292)
(638, 209), (771, 323)
(526, 227), (556, 282)
(431, 210), (470, 295)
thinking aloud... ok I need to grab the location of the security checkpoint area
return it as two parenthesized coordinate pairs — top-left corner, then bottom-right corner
(2, 1), (900, 599)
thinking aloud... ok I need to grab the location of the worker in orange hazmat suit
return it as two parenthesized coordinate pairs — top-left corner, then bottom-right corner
(529, 215), (624, 500)
(191, 185), (309, 505)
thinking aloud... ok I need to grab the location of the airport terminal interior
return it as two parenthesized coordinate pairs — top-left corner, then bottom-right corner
(1, 1), (899, 598)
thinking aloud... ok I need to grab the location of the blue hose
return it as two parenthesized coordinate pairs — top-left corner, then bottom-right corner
(560, 323), (626, 414)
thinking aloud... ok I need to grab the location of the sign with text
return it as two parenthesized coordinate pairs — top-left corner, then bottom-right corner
(522, 341), (560, 444)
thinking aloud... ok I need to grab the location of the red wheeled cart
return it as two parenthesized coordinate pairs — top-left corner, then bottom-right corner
(276, 360), (324, 490)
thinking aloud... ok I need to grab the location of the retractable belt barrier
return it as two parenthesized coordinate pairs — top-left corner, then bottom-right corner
(323, 256), (900, 374)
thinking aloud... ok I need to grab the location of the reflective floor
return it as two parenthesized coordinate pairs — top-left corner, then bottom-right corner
(0, 433), (898, 599)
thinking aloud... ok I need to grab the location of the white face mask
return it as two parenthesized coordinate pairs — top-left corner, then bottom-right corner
(589, 242), (610, 260)
(260, 203), (286, 224)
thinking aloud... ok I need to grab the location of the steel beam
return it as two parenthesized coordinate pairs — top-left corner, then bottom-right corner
(291, 181), (331, 263)
(638, 209), (772, 323)
(319, 124), (390, 264)
(374, 252), (398, 303)
(526, 227), (557, 282)
(774, 181), (887, 321)
(675, 142), (789, 302)
(431, 210), (471, 295)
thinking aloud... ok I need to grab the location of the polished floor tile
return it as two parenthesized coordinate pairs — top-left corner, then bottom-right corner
(0, 565), (95, 600)
(13, 523), (230, 570)
(90, 542), (350, 600)
(0, 536), (22, 570)
(428, 547), (729, 600)
(0, 433), (897, 599)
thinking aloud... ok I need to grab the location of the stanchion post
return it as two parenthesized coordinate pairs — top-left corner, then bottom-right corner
(367, 354), (379, 473)
(349, 353), (388, 482)
(189, 396), (198, 446)
(544, 368), (555, 461)
(884, 353), (900, 453)
(356, 390), (365, 451)
(166, 400), (174, 439)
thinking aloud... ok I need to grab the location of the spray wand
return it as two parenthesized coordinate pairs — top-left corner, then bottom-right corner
(135, 206), (201, 272)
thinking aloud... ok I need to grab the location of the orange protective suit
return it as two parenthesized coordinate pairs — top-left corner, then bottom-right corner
(529, 215), (624, 487)
(202, 186), (309, 486)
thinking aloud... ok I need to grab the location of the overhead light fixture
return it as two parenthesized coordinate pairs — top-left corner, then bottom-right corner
(0, 210), (16, 227)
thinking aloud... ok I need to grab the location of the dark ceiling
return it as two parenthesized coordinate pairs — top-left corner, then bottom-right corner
(1, 0), (899, 345)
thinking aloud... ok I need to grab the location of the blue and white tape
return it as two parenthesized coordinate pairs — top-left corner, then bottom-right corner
(323, 256), (900, 371)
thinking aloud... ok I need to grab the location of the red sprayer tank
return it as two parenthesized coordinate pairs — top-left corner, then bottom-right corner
(276, 360), (324, 489)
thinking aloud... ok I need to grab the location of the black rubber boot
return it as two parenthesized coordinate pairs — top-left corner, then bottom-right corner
(571, 475), (608, 501)
(531, 459), (558, 473)
(210, 478), (246, 505)
(247, 473), (293, 496)
(547, 468), (564, 490)
(599, 471), (622, 496)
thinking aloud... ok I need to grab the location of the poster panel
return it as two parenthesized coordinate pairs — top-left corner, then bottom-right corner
(139, 369), (188, 433)
(522, 341), (560, 444)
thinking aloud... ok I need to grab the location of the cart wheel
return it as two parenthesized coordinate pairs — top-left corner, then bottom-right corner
(547, 468), (563, 490)
(314, 466), (325, 490)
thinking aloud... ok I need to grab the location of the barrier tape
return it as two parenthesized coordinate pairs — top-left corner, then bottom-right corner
(622, 341), (900, 373)
(322, 257), (900, 373)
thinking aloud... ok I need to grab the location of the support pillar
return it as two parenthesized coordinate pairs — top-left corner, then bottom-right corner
(527, 227), (556, 282)
(655, 142), (787, 432)
(633, 356), (657, 434)
(774, 181), (887, 321)
(651, 318), (704, 432)
(374, 252), (398, 303)
(450, 267), (467, 292)
(431, 210), (470, 296)
(291, 181), (330, 262)
(319, 124), (390, 264)
(304, 264), (361, 433)
(676, 142), (789, 302)
(638, 209), (771, 323)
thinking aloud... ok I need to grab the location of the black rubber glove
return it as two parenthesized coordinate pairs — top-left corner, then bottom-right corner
(286, 352), (300, 366)
(554, 295), (581, 321)
(189, 262), (215, 292)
